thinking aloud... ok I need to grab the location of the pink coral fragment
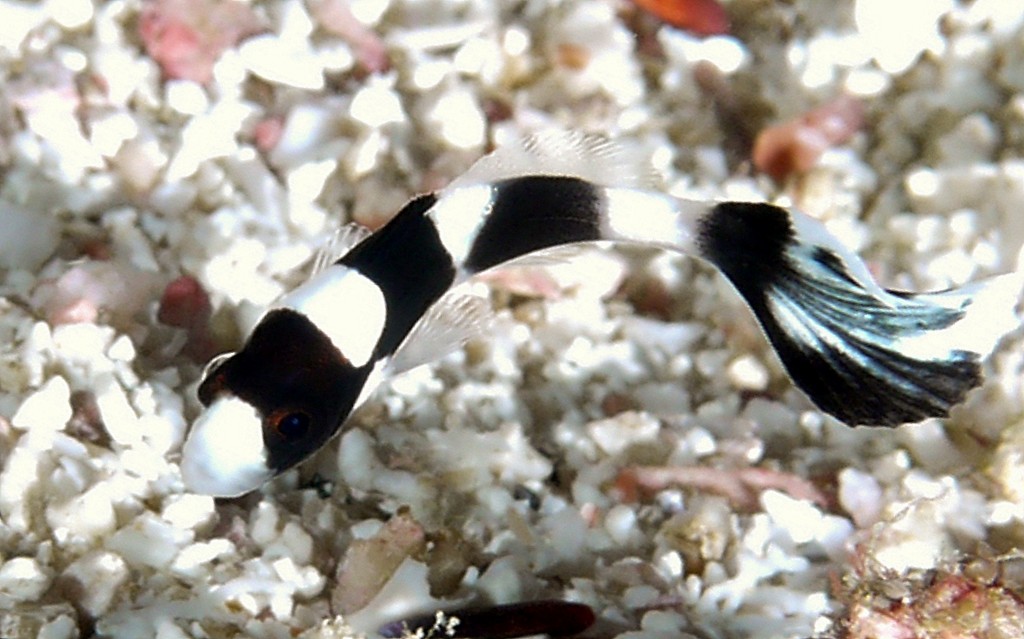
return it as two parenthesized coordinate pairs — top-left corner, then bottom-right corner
(616, 464), (829, 510)
(308, 0), (390, 73)
(138, 0), (262, 84)
(37, 260), (162, 328)
(252, 116), (284, 153)
(332, 511), (426, 615)
(753, 94), (865, 182)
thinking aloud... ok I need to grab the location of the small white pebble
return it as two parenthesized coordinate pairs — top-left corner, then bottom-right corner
(423, 87), (486, 150)
(837, 467), (882, 527)
(761, 490), (824, 545)
(239, 35), (325, 90)
(11, 375), (71, 434)
(94, 376), (141, 447)
(165, 81), (210, 115)
(250, 502), (281, 547)
(171, 539), (235, 575)
(0, 556), (52, 601)
(503, 26), (530, 56)
(586, 411), (660, 457)
(46, 481), (117, 543)
(854, 0), (950, 73)
(604, 504), (639, 546)
(905, 168), (941, 198)
(45, 0), (93, 28)
(640, 610), (686, 633)
(622, 584), (660, 608)
(349, 78), (405, 127)
(38, 614), (77, 639)
(161, 494), (216, 530)
(0, 200), (61, 271)
(106, 334), (137, 362)
(89, 111), (138, 157)
(106, 513), (194, 569)
(411, 59), (451, 91)
(727, 354), (769, 391)
(60, 550), (129, 616)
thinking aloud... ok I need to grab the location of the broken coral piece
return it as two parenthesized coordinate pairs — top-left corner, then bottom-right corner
(138, 0), (262, 84)
(752, 94), (865, 182)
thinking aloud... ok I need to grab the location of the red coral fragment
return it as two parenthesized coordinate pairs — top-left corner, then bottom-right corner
(158, 275), (210, 328)
(753, 94), (865, 183)
(158, 275), (216, 361)
(631, 0), (729, 36)
(138, 0), (262, 84)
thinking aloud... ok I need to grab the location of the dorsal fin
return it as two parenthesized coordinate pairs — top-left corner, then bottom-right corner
(446, 130), (661, 192)
(312, 222), (373, 274)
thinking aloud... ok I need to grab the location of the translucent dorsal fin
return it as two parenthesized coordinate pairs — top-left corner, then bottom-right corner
(446, 130), (661, 192)
(387, 288), (494, 376)
(312, 222), (373, 274)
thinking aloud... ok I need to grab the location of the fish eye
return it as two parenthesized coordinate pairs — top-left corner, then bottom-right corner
(269, 410), (311, 441)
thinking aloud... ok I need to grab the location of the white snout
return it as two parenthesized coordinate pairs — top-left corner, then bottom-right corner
(180, 396), (272, 497)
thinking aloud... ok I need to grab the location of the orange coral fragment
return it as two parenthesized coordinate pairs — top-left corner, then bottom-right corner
(631, 0), (729, 36)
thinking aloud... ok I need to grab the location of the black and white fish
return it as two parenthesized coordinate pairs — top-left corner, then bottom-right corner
(180, 132), (1022, 497)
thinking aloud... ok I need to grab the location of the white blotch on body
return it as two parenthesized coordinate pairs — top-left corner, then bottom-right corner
(428, 185), (493, 264)
(602, 188), (700, 253)
(275, 264), (387, 367)
(180, 396), (270, 497)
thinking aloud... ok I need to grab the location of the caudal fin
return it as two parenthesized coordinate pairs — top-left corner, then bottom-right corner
(696, 201), (1022, 427)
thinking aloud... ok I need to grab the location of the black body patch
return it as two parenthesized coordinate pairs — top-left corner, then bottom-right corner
(464, 176), (604, 273)
(341, 193), (458, 359)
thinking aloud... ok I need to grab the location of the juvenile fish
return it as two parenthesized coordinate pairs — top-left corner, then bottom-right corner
(180, 132), (1021, 497)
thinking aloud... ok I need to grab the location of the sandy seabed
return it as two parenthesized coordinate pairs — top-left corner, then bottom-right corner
(1, 0), (1024, 637)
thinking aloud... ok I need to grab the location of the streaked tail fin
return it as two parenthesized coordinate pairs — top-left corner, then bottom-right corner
(697, 201), (1022, 426)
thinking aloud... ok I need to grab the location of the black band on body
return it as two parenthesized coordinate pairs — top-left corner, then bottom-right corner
(463, 176), (604, 273)
(341, 193), (458, 358)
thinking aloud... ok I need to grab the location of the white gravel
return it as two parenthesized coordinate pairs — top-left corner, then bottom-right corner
(1, 0), (1024, 638)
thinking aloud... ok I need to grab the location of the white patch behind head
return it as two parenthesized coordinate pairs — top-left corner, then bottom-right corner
(181, 396), (270, 497)
(275, 264), (387, 367)
(446, 130), (659, 192)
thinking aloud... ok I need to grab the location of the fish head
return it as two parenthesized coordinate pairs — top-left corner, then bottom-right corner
(180, 308), (372, 497)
